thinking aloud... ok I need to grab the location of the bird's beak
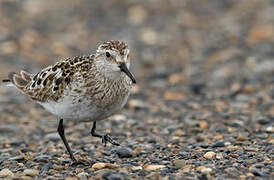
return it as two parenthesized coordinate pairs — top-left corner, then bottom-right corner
(118, 63), (136, 84)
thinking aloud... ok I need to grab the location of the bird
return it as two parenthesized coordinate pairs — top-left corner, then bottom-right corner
(1, 40), (136, 163)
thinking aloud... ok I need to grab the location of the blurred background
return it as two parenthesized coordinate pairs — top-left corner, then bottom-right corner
(0, 0), (273, 178)
(0, 0), (273, 89)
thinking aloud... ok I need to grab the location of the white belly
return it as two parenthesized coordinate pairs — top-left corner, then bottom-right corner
(38, 93), (129, 122)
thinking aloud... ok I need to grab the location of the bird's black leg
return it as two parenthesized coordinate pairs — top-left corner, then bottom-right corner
(91, 121), (120, 146)
(57, 119), (76, 162)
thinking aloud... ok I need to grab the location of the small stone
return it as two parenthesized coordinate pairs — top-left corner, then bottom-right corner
(131, 166), (143, 171)
(256, 133), (268, 139)
(116, 147), (133, 158)
(91, 163), (117, 170)
(45, 133), (60, 141)
(104, 163), (119, 169)
(200, 167), (213, 174)
(128, 99), (147, 110)
(203, 151), (216, 159)
(266, 126), (274, 133)
(41, 162), (53, 174)
(212, 141), (225, 148)
(33, 154), (50, 162)
(144, 164), (166, 171)
(237, 133), (248, 141)
(112, 114), (127, 121)
(250, 168), (263, 176)
(65, 178), (78, 180)
(91, 162), (106, 170)
(216, 153), (223, 159)
(199, 121), (208, 129)
(190, 83), (205, 95)
(23, 169), (39, 177)
(164, 92), (185, 100)
(77, 172), (89, 180)
(232, 163), (239, 167)
(53, 164), (66, 171)
(21, 176), (33, 180)
(102, 171), (122, 180)
(256, 116), (270, 125)
(0, 168), (14, 177)
(172, 159), (186, 168)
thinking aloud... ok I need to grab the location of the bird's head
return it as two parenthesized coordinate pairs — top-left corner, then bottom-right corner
(95, 40), (136, 84)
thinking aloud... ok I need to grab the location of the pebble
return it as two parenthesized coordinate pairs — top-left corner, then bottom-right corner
(144, 164), (166, 171)
(131, 166), (143, 171)
(266, 126), (274, 132)
(128, 99), (147, 110)
(200, 167), (213, 174)
(172, 159), (186, 168)
(92, 162), (107, 170)
(224, 141), (231, 146)
(102, 171), (122, 180)
(237, 133), (248, 141)
(212, 141), (225, 148)
(116, 147), (133, 158)
(203, 151), (216, 159)
(0, 168), (14, 177)
(45, 132), (60, 141)
(77, 172), (89, 180)
(256, 133), (268, 139)
(216, 153), (223, 159)
(190, 82), (205, 95)
(23, 169), (39, 177)
(33, 154), (50, 162)
(41, 162), (53, 174)
(91, 163), (118, 170)
(256, 116), (270, 125)
(250, 168), (263, 176)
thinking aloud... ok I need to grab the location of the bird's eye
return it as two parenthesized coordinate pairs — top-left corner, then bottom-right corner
(106, 52), (111, 58)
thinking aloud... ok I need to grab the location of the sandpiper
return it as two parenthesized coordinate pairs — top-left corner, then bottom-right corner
(1, 40), (136, 163)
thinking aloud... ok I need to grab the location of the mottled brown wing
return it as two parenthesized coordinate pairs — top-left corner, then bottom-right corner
(16, 55), (94, 102)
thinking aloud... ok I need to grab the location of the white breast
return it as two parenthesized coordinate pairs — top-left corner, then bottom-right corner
(38, 92), (130, 122)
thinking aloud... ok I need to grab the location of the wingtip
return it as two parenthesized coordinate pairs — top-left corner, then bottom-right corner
(8, 72), (16, 84)
(8, 72), (29, 88)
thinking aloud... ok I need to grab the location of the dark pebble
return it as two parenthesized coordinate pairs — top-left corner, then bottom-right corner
(250, 168), (263, 176)
(33, 155), (50, 162)
(116, 147), (133, 158)
(265, 145), (274, 153)
(200, 143), (210, 148)
(41, 162), (53, 174)
(20, 148), (34, 153)
(256, 133), (268, 139)
(256, 116), (270, 125)
(212, 141), (225, 148)
(8, 156), (24, 162)
(190, 83), (205, 95)
(10, 140), (25, 147)
(178, 152), (191, 159)
(199, 174), (208, 180)
(102, 171), (123, 180)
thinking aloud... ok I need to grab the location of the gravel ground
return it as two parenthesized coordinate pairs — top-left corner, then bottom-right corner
(0, 0), (273, 179)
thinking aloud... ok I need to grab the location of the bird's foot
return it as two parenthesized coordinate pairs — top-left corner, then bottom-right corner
(102, 134), (120, 146)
